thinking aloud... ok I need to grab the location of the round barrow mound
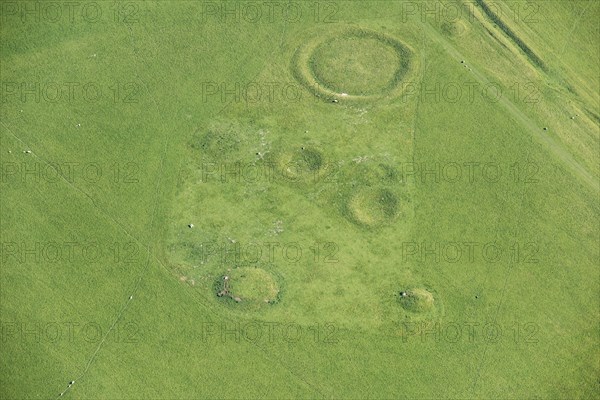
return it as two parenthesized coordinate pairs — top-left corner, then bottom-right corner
(347, 187), (399, 227)
(293, 27), (414, 102)
(398, 288), (435, 313)
(310, 35), (404, 96)
(275, 147), (328, 182)
(217, 267), (280, 305)
(440, 20), (469, 38)
(190, 119), (243, 157)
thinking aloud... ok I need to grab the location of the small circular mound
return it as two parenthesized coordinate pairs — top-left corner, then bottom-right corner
(440, 20), (469, 38)
(189, 118), (250, 161)
(275, 147), (328, 182)
(310, 35), (402, 96)
(398, 288), (435, 313)
(347, 187), (399, 227)
(217, 267), (279, 305)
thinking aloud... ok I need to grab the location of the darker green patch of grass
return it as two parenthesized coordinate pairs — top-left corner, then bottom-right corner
(191, 130), (240, 155)
(379, 188), (399, 217)
(300, 147), (324, 171)
(397, 288), (435, 313)
(190, 120), (245, 158)
(440, 20), (468, 38)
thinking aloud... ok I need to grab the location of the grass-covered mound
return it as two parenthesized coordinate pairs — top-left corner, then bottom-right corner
(292, 27), (416, 102)
(310, 35), (403, 96)
(398, 288), (435, 313)
(272, 146), (328, 182)
(216, 267), (280, 307)
(346, 187), (399, 227)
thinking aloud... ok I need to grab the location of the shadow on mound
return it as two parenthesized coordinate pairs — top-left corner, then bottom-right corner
(271, 146), (330, 183)
(398, 288), (435, 313)
(440, 20), (470, 38)
(346, 187), (399, 227)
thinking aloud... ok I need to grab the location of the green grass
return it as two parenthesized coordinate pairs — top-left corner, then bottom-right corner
(1, 1), (599, 399)
(292, 25), (418, 103)
(398, 288), (435, 313)
(310, 34), (403, 95)
(216, 267), (281, 307)
(345, 187), (400, 227)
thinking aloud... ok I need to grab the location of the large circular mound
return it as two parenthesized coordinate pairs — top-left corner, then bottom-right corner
(347, 187), (399, 227)
(398, 288), (435, 313)
(293, 28), (414, 102)
(217, 268), (279, 305)
(310, 35), (402, 96)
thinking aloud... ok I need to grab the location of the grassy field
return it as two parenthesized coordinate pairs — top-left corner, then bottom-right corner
(1, 1), (598, 399)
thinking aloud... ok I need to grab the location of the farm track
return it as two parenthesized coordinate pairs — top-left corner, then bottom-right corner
(421, 22), (599, 193)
